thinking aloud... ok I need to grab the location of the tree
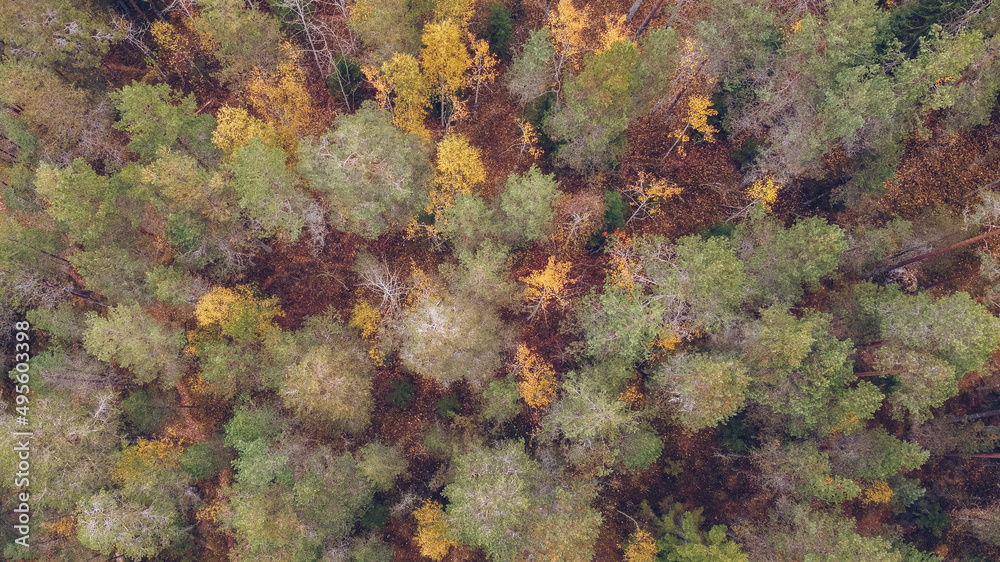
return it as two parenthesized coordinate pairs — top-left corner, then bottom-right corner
(522, 256), (574, 320)
(498, 165), (560, 245)
(623, 529), (658, 562)
(245, 49), (318, 154)
(514, 344), (558, 408)
(414, 499), (458, 561)
(230, 137), (308, 242)
(193, 0), (283, 86)
(545, 40), (639, 172)
(443, 441), (541, 561)
(297, 101), (433, 239)
(110, 82), (217, 162)
(507, 27), (556, 104)
(398, 292), (505, 387)
(631, 26), (679, 117)
(357, 442), (407, 491)
(657, 353), (749, 432)
(646, 501), (748, 561)
(468, 35), (500, 110)
(349, 0), (424, 61)
(0, 0), (116, 72)
(34, 158), (124, 247)
(282, 341), (375, 433)
(83, 304), (185, 387)
(374, 53), (431, 138)
(432, 134), (487, 206)
(421, 20), (471, 125)
(76, 491), (185, 560)
(193, 284), (283, 343)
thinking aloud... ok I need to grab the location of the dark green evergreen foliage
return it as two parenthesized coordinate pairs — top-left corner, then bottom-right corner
(435, 395), (461, 418)
(886, 0), (977, 55)
(617, 425), (663, 471)
(360, 501), (389, 529)
(905, 498), (952, 539)
(645, 500), (748, 561)
(180, 440), (230, 479)
(603, 190), (627, 232)
(386, 377), (416, 409)
(827, 428), (930, 482)
(486, 2), (514, 56)
(166, 211), (208, 253)
(718, 414), (757, 453)
(120, 388), (171, 436)
(328, 53), (365, 108)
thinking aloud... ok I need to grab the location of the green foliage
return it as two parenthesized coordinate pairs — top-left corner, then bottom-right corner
(650, 500), (748, 562)
(281, 337), (374, 432)
(26, 300), (85, 350)
(360, 501), (389, 529)
(734, 205), (848, 307)
(545, 40), (639, 172)
(386, 377), (416, 409)
(499, 165), (560, 244)
(76, 491), (185, 560)
(435, 395), (461, 418)
(297, 101), (433, 238)
(110, 82), (217, 162)
(120, 389), (171, 436)
(658, 353), (749, 432)
(828, 428), (929, 482)
(507, 27), (556, 104)
(752, 503), (905, 561)
(486, 2), (514, 56)
(483, 377), (520, 423)
(230, 137), (307, 241)
(35, 158), (123, 248)
(399, 293), (504, 387)
(357, 442), (407, 491)
(180, 440), (230, 480)
(752, 440), (861, 504)
(618, 426), (664, 471)
(83, 304), (185, 387)
(439, 240), (516, 308)
(604, 190), (627, 232)
(224, 405), (288, 449)
(440, 192), (497, 253)
(195, 0), (283, 86)
(0, 0), (116, 71)
(632, 27), (680, 118)
(444, 440), (541, 561)
(328, 53), (364, 107)
(577, 284), (667, 363)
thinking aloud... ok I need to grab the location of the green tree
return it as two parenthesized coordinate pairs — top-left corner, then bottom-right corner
(230, 137), (307, 241)
(657, 353), (750, 432)
(357, 442), (407, 491)
(195, 0), (283, 86)
(632, 27), (680, 118)
(110, 82), (218, 162)
(545, 40), (638, 172)
(76, 491), (185, 560)
(507, 27), (556, 104)
(399, 293), (505, 387)
(297, 101), (433, 239)
(498, 165), (560, 245)
(281, 341), (375, 433)
(0, 0), (116, 73)
(444, 441), (541, 561)
(82, 304), (185, 387)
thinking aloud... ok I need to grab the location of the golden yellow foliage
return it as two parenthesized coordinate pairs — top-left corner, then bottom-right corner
(514, 344), (558, 408)
(114, 433), (187, 486)
(597, 14), (631, 54)
(196, 498), (222, 524)
(607, 233), (641, 291)
(686, 95), (719, 142)
(522, 257), (574, 320)
(430, 134), (486, 216)
(623, 171), (683, 224)
(859, 481), (894, 506)
(517, 119), (543, 161)
(350, 298), (384, 365)
(468, 35), (499, 109)
(623, 530), (658, 562)
(381, 53), (431, 138)
(434, 0), (474, 28)
(549, 0), (590, 71)
(194, 285), (283, 341)
(212, 106), (276, 156)
(245, 45), (317, 154)
(745, 175), (782, 212)
(42, 517), (76, 539)
(618, 380), (644, 408)
(414, 499), (458, 561)
(422, 20), (471, 125)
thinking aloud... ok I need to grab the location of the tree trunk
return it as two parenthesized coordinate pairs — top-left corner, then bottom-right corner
(861, 227), (1000, 280)
(633, 0), (666, 40)
(626, 0), (644, 23)
(948, 409), (1000, 423)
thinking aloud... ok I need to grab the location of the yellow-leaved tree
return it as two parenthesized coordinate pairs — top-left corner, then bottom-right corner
(193, 285), (283, 343)
(414, 499), (458, 561)
(212, 106), (276, 156)
(549, 0), (590, 87)
(744, 175), (782, 212)
(376, 53), (431, 138)
(426, 133), (486, 226)
(514, 344), (558, 408)
(468, 35), (500, 110)
(623, 529), (658, 562)
(245, 44), (318, 154)
(522, 256), (574, 320)
(421, 20), (471, 126)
